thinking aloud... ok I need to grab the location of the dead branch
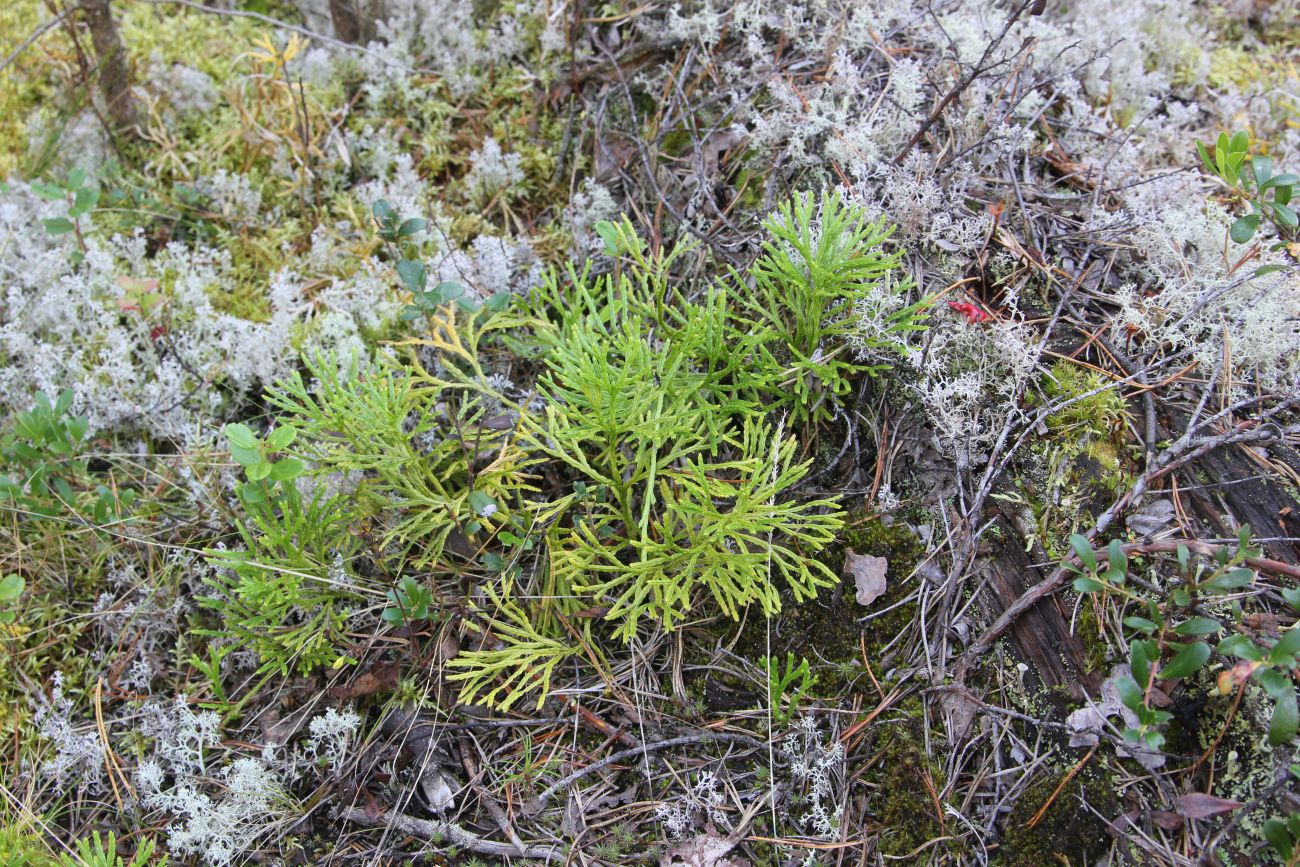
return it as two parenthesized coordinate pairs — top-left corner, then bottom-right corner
(339, 807), (561, 861)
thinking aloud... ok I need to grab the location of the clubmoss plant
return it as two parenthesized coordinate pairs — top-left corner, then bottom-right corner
(219, 192), (906, 708)
(738, 190), (927, 424)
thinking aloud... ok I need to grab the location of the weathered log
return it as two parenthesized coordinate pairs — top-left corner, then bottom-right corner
(1180, 436), (1300, 565)
(976, 514), (1102, 702)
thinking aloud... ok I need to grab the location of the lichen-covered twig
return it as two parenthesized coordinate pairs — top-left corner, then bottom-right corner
(524, 732), (765, 816)
(340, 807), (561, 862)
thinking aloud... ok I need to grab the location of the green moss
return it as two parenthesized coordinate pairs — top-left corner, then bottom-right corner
(0, 1), (64, 176)
(1042, 362), (1128, 444)
(1010, 361), (1138, 556)
(1071, 598), (1112, 676)
(997, 765), (1118, 866)
(726, 511), (925, 691)
(120, 5), (268, 82)
(838, 512), (926, 658)
(869, 706), (959, 860)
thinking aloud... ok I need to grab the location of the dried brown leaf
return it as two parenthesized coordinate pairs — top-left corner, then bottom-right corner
(661, 832), (748, 867)
(1173, 793), (1243, 820)
(846, 551), (888, 607)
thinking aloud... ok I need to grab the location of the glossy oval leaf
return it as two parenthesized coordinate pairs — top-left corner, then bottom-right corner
(1159, 641), (1210, 680)
(1070, 534), (1096, 571)
(1269, 626), (1300, 664)
(1230, 214), (1261, 244)
(265, 425), (297, 451)
(1173, 617), (1223, 637)
(224, 423), (259, 450)
(1268, 689), (1298, 746)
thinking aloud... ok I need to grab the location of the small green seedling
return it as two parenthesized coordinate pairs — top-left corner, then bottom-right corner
(32, 167), (99, 263)
(382, 577), (434, 626)
(0, 390), (88, 516)
(761, 652), (819, 727)
(59, 829), (165, 867)
(1066, 525), (1300, 746)
(1196, 131), (1297, 263)
(223, 422), (304, 508)
(373, 199), (509, 320)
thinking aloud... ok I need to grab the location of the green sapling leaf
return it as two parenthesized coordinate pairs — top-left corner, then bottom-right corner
(1173, 617), (1222, 636)
(265, 425), (297, 451)
(225, 423), (259, 450)
(1230, 214), (1260, 243)
(1159, 641), (1210, 680)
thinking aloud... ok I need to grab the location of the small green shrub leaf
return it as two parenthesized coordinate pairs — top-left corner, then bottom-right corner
(269, 458), (305, 481)
(1218, 634), (1265, 661)
(1159, 641), (1210, 680)
(225, 423), (259, 450)
(0, 573), (24, 602)
(1268, 687), (1298, 745)
(1196, 140), (1215, 175)
(71, 187), (99, 217)
(265, 425), (297, 451)
(397, 217), (427, 237)
(1174, 617), (1223, 636)
(1207, 567), (1255, 591)
(1251, 155), (1273, 188)
(1131, 639), (1155, 687)
(1270, 627), (1300, 664)
(1230, 214), (1260, 243)
(396, 258), (427, 292)
(1272, 202), (1298, 229)
(229, 443), (262, 467)
(1115, 675), (1144, 712)
(1123, 616), (1158, 634)
(468, 490), (498, 518)
(1070, 534), (1096, 571)
(1263, 819), (1294, 858)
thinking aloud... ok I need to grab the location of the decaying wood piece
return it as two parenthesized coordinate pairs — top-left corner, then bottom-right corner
(975, 514), (1101, 702)
(1179, 435), (1300, 566)
(339, 807), (560, 861)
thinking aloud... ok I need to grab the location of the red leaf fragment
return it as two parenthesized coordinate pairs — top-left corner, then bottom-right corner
(948, 300), (991, 324)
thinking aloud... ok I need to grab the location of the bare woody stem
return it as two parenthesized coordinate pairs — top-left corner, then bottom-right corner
(81, 0), (138, 137)
(328, 0), (362, 44)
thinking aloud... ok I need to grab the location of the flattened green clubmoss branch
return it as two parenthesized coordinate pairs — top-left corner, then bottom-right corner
(209, 191), (914, 709)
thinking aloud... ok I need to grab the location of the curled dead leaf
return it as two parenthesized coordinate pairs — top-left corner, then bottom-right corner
(845, 551), (888, 607)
